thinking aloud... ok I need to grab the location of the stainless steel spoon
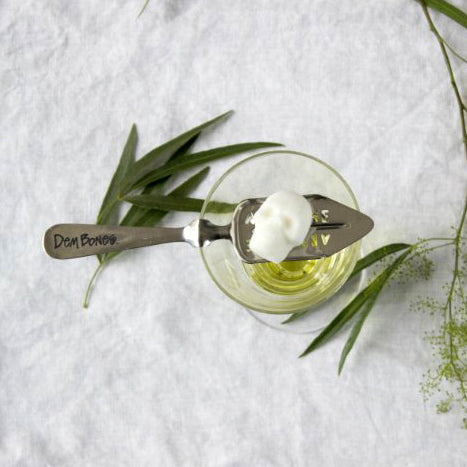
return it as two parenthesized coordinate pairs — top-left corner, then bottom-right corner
(43, 194), (373, 263)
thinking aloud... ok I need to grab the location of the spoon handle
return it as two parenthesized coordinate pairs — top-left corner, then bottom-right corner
(43, 223), (188, 259)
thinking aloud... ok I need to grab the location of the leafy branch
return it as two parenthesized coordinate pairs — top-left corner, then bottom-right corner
(417, 0), (467, 415)
(83, 111), (281, 307)
(298, 0), (467, 425)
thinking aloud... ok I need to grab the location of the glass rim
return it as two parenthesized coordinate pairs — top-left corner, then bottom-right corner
(199, 150), (360, 314)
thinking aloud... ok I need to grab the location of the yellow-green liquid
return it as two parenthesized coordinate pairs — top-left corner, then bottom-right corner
(243, 249), (354, 296)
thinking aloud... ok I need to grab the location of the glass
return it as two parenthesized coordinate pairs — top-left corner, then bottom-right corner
(200, 151), (363, 333)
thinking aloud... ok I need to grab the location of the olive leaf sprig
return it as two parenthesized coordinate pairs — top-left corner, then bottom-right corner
(84, 111), (281, 307)
(297, 0), (467, 425)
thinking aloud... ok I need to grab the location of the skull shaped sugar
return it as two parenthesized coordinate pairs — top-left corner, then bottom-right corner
(249, 191), (313, 263)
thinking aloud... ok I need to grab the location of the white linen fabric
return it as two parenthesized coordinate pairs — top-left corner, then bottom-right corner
(1, 0), (466, 465)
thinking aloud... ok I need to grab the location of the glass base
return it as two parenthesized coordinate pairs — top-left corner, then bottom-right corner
(245, 269), (366, 334)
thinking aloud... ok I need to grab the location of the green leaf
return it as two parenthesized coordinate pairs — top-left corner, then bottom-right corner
(124, 194), (204, 212)
(283, 243), (412, 325)
(299, 284), (378, 358)
(133, 166), (211, 224)
(348, 243), (411, 280)
(123, 111), (233, 192)
(169, 133), (200, 162)
(97, 124), (138, 225)
(170, 167), (210, 197)
(281, 310), (309, 324)
(124, 193), (235, 213)
(299, 248), (410, 358)
(119, 134), (201, 227)
(299, 248), (411, 359)
(424, 0), (467, 29)
(337, 293), (381, 375)
(119, 182), (164, 228)
(126, 166), (210, 227)
(338, 249), (412, 373)
(127, 142), (283, 191)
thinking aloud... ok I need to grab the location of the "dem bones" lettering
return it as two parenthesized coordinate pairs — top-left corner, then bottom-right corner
(54, 233), (117, 249)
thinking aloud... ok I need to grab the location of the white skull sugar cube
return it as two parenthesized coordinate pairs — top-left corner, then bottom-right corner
(249, 191), (313, 263)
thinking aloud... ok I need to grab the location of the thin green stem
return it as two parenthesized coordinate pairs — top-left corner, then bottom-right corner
(83, 262), (106, 309)
(441, 38), (467, 64)
(415, 241), (455, 253)
(420, 0), (467, 404)
(137, 0), (150, 18)
(421, 237), (456, 242)
(443, 192), (467, 399)
(456, 189), (467, 237)
(457, 274), (466, 304)
(420, 0), (467, 162)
